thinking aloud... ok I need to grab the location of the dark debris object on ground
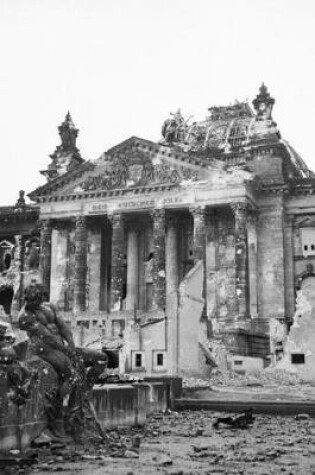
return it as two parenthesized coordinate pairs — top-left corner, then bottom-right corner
(213, 407), (255, 429)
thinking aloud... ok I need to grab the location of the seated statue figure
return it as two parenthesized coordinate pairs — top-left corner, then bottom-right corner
(18, 283), (109, 441)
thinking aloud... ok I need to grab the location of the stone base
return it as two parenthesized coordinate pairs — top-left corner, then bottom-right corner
(0, 374), (178, 452)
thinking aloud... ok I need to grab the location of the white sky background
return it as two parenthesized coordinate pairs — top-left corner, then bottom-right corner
(0, 0), (315, 205)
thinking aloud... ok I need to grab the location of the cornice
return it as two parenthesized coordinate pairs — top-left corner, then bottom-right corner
(34, 182), (180, 204)
(28, 161), (95, 199)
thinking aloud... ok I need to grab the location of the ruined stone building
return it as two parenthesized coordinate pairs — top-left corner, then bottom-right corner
(2, 85), (315, 378)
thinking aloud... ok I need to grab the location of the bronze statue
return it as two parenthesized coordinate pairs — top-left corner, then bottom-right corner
(161, 108), (191, 144)
(18, 283), (110, 441)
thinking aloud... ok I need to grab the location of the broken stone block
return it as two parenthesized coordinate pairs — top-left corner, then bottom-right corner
(124, 450), (139, 458)
(295, 413), (310, 420)
(159, 455), (173, 466)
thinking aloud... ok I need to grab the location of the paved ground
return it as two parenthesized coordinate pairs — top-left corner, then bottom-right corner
(17, 409), (315, 475)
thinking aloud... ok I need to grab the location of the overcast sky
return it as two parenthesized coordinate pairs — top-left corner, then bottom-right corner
(0, 0), (315, 205)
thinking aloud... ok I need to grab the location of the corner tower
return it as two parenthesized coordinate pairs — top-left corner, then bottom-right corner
(40, 112), (84, 182)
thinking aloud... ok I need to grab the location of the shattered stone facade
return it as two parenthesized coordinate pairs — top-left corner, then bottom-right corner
(0, 196), (40, 326)
(2, 86), (315, 378)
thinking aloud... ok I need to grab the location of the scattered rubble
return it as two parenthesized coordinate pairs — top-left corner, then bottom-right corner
(183, 367), (313, 391)
(1, 410), (315, 474)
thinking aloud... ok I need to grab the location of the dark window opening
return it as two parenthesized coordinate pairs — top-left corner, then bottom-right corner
(135, 353), (142, 367)
(157, 353), (164, 366)
(291, 353), (305, 364)
(77, 321), (89, 329)
(311, 245), (315, 251)
(234, 360), (243, 366)
(304, 245), (308, 251)
(4, 253), (11, 270)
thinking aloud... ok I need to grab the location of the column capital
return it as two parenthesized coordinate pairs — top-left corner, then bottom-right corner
(75, 215), (87, 227)
(108, 212), (123, 227)
(151, 208), (166, 220)
(38, 218), (52, 231)
(230, 202), (251, 217)
(189, 205), (207, 218)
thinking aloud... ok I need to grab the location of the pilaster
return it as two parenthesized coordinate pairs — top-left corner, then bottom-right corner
(283, 213), (295, 322)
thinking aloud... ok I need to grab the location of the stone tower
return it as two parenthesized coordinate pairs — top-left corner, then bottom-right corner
(40, 112), (84, 182)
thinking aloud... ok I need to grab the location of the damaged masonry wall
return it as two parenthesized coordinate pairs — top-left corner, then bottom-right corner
(277, 285), (315, 382)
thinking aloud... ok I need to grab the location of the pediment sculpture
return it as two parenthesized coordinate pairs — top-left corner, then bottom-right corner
(80, 154), (199, 192)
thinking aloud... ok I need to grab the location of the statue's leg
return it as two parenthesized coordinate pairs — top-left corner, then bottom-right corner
(41, 349), (74, 439)
(42, 349), (74, 398)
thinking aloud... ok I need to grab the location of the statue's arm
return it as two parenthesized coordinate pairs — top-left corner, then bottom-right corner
(56, 316), (75, 348)
(52, 310), (75, 348)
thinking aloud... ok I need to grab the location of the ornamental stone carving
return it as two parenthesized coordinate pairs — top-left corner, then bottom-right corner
(80, 157), (198, 192)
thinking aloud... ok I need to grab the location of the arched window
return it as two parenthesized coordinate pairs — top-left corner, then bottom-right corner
(0, 240), (14, 273)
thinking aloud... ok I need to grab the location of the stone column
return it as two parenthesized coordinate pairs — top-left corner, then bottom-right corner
(39, 219), (52, 297)
(247, 211), (258, 320)
(231, 202), (250, 322)
(73, 216), (88, 313)
(190, 206), (207, 317)
(166, 217), (178, 296)
(206, 210), (216, 333)
(151, 209), (166, 310)
(11, 234), (23, 315)
(110, 213), (125, 311)
(138, 230), (146, 310)
(166, 216), (179, 374)
(190, 206), (207, 263)
(126, 228), (139, 311)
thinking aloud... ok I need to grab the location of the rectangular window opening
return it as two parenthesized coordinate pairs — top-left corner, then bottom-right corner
(135, 353), (142, 367)
(291, 353), (305, 365)
(157, 353), (164, 366)
(234, 360), (243, 366)
(304, 245), (308, 251)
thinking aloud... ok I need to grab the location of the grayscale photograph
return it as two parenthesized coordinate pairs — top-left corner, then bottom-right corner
(1, 0), (315, 474)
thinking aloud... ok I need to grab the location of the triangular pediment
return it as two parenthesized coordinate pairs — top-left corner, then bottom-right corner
(29, 136), (255, 201)
(76, 137), (209, 193)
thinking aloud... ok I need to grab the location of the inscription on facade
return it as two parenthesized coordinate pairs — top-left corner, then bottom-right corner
(117, 200), (155, 210)
(162, 196), (183, 205)
(86, 203), (108, 214)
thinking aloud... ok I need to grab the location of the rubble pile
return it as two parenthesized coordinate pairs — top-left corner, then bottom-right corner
(2, 409), (315, 474)
(183, 367), (312, 390)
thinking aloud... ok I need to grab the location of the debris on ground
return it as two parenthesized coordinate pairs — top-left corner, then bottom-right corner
(2, 410), (315, 474)
(183, 367), (314, 391)
(213, 408), (255, 429)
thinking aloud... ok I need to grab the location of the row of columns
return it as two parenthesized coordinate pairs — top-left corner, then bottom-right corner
(38, 202), (253, 320)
